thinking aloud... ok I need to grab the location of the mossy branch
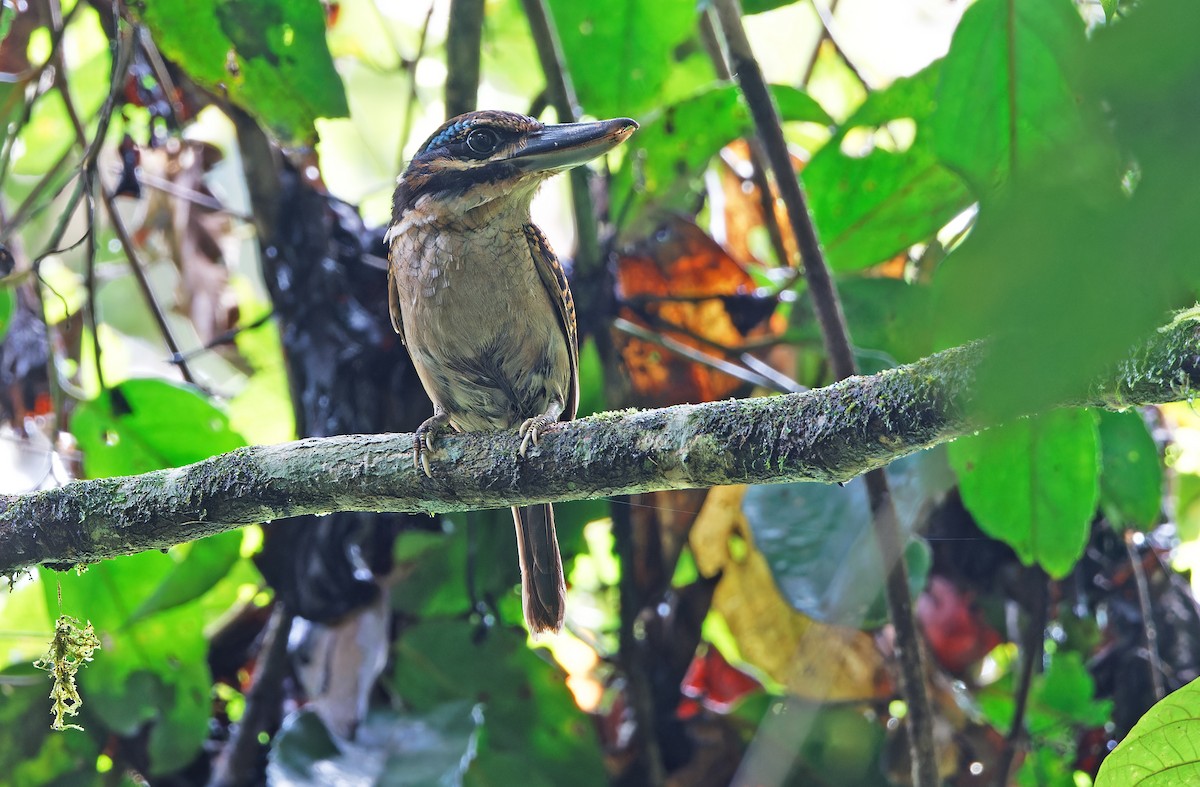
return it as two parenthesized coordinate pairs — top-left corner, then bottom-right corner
(2, 319), (1198, 576)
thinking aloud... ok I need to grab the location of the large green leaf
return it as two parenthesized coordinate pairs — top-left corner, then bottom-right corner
(805, 62), (972, 272)
(391, 620), (605, 786)
(1097, 410), (1162, 529)
(931, 0), (1110, 194)
(929, 0), (1198, 421)
(743, 448), (951, 628)
(136, 0), (348, 143)
(612, 84), (831, 235)
(269, 703), (481, 786)
(948, 409), (1099, 578)
(1096, 676), (1200, 786)
(547, 0), (713, 121)
(70, 378), (246, 478)
(127, 530), (243, 624)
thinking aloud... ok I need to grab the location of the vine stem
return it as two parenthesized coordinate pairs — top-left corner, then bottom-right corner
(708, 1), (939, 783)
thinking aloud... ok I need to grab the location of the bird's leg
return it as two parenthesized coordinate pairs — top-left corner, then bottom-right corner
(413, 407), (451, 478)
(518, 398), (565, 458)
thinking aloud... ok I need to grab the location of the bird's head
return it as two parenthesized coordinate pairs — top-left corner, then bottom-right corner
(391, 110), (637, 228)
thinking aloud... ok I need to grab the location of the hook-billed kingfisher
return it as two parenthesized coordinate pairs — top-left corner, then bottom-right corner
(387, 110), (637, 634)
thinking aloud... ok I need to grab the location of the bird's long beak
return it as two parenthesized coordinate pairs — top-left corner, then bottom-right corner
(509, 117), (638, 173)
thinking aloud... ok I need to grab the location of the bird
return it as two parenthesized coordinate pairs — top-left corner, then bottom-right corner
(386, 110), (638, 634)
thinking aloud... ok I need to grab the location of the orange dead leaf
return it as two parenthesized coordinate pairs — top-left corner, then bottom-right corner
(614, 218), (781, 407)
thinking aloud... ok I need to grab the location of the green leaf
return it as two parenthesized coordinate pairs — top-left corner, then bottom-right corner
(1097, 410), (1163, 529)
(744, 448), (951, 627)
(135, 0), (348, 143)
(390, 512), (517, 619)
(391, 620), (606, 785)
(805, 62), (973, 271)
(269, 703), (481, 786)
(70, 378), (246, 478)
(931, 0), (1106, 194)
(0, 288), (14, 341)
(948, 409), (1100, 578)
(1032, 652), (1111, 731)
(1099, 0), (1117, 21)
(127, 531), (243, 624)
(740, 0), (798, 13)
(547, 0), (713, 121)
(1096, 676), (1200, 786)
(0, 2), (14, 40)
(612, 84), (831, 236)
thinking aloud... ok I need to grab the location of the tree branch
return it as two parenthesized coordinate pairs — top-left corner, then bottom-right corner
(2, 319), (1198, 575)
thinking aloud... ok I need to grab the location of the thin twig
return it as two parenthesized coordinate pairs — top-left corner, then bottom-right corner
(699, 12), (793, 268)
(122, 168), (255, 223)
(798, 0), (843, 87)
(709, 1), (938, 783)
(1, 144), (80, 240)
(519, 0), (601, 276)
(136, 27), (184, 129)
(444, 0), (485, 119)
(995, 568), (1047, 787)
(396, 3), (435, 168)
(613, 316), (793, 394)
(739, 351), (806, 393)
(808, 0), (873, 91)
(1125, 531), (1166, 701)
(611, 501), (669, 787)
(208, 602), (294, 787)
(99, 184), (197, 385)
(83, 172), (104, 391)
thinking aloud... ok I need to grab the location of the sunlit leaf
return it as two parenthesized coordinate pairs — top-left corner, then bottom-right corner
(127, 531), (243, 624)
(806, 62), (972, 271)
(948, 409), (1100, 578)
(71, 378), (246, 478)
(931, 0), (1107, 194)
(136, 0), (348, 142)
(1096, 676), (1200, 786)
(547, 0), (713, 121)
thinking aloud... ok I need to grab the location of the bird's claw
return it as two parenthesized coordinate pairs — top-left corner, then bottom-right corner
(518, 414), (556, 458)
(414, 411), (451, 478)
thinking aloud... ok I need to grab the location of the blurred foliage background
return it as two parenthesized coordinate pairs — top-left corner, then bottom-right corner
(0, 0), (1199, 784)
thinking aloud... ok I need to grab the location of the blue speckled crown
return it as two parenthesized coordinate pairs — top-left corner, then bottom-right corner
(420, 118), (474, 154)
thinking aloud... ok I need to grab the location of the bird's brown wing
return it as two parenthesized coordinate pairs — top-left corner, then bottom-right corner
(387, 257), (406, 346)
(523, 224), (578, 421)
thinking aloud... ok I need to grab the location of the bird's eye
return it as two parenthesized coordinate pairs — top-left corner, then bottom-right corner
(465, 128), (498, 155)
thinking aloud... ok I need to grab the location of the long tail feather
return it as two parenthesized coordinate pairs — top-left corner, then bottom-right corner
(512, 503), (566, 634)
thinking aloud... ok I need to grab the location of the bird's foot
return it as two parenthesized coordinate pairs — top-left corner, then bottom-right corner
(413, 410), (451, 478)
(518, 413), (559, 458)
